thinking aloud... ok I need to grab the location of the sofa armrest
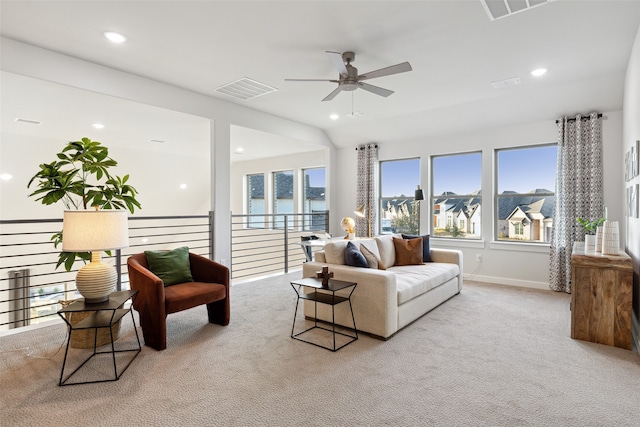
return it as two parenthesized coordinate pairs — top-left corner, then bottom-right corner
(430, 248), (463, 292)
(127, 256), (166, 318)
(313, 251), (326, 263)
(302, 261), (399, 338)
(189, 253), (229, 290)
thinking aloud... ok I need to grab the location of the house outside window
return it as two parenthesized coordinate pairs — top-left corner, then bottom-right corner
(247, 173), (264, 228)
(431, 152), (482, 239)
(379, 158), (420, 235)
(496, 144), (557, 243)
(302, 167), (327, 231)
(273, 170), (294, 229)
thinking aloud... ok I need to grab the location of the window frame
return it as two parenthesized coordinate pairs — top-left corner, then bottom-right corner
(430, 151), (482, 240)
(378, 157), (421, 236)
(246, 173), (265, 228)
(302, 167), (327, 231)
(494, 143), (557, 244)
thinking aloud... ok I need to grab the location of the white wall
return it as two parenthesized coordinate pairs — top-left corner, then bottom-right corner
(622, 24), (640, 334)
(334, 114), (624, 289)
(0, 37), (335, 264)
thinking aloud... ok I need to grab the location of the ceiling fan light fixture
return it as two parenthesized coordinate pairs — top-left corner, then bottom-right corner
(329, 114), (339, 120)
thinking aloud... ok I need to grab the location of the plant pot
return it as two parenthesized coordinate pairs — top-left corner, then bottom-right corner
(585, 234), (596, 249)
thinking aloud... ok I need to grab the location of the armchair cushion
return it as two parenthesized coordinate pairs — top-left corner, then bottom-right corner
(144, 246), (194, 286)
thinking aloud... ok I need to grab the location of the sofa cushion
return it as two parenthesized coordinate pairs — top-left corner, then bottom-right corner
(402, 233), (433, 263)
(360, 245), (386, 270)
(374, 234), (398, 269)
(144, 246), (194, 287)
(393, 237), (423, 266)
(344, 241), (370, 268)
(324, 239), (379, 266)
(393, 263), (461, 305)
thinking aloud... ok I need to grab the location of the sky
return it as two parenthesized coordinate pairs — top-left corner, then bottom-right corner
(382, 146), (557, 197)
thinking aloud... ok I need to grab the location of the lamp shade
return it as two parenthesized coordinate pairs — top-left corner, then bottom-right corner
(414, 185), (424, 201)
(62, 210), (129, 252)
(354, 204), (366, 218)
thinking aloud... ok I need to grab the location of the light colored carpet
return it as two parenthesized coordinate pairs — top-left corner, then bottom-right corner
(1, 273), (639, 426)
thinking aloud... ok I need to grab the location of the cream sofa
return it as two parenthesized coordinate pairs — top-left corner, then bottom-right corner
(301, 234), (463, 340)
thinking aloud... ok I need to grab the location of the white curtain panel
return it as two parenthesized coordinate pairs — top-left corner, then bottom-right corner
(355, 144), (378, 237)
(549, 112), (603, 293)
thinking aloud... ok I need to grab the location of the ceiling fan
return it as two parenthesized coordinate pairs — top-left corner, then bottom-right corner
(285, 51), (412, 102)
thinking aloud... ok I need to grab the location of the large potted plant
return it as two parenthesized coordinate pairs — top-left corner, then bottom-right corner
(28, 138), (141, 348)
(28, 137), (141, 270)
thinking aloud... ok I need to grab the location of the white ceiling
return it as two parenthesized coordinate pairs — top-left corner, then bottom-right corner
(1, 0), (640, 151)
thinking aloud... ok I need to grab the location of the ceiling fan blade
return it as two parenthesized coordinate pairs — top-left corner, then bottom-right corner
(358, 62), (412, 81)
(357, 82), (394, 97)
(285, 79), (339, 82)
(325, 51), (348, 76)
(322, 86), (344, 102)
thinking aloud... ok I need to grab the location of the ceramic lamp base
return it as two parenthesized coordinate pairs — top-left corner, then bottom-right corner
(76, 251), (116, 304)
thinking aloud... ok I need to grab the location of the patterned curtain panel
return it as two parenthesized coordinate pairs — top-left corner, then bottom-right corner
(549, 112), (603, 293)
(355, 144), (378, 237)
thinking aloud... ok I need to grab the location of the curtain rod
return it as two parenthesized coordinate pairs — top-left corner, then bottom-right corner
(555, 113), (603, 123)
(355, 144), (378, 150)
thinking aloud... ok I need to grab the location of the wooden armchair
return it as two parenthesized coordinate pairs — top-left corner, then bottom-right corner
(127, 252), (229, 350)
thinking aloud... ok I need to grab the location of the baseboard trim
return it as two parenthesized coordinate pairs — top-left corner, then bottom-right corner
(463, 274), (549, 291)
(632, 311), (640, 355)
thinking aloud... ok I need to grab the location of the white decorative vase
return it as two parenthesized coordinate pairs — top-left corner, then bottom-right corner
(601, 221), (620, 255)
(595, 226), (604, 252)
(584, 234), (596, 250)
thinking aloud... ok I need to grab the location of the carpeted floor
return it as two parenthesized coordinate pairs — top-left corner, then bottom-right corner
(1, 273), (639, 426)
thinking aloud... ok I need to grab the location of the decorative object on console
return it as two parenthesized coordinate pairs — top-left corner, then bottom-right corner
(340, 216), (356, 240)
(414, 185), (424, 201)
(62, 209), (129, 303)
(595, 225), (604, 252)
(601, 220), (620, 255)
(316, 266), (334, 286)
(576, 217), (605, 250)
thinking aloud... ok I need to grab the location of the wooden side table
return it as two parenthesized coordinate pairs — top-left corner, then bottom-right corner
(571, 242), (633, 349)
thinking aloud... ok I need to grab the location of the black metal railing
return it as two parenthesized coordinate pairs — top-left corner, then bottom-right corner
(1, 210), (330, 332)
(0, 214), (211, 330)
(231, 211), (329, 282)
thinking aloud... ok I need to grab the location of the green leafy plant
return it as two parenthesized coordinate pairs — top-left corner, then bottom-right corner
(576, 217), (606, 235)
(28, 138), (141, 270)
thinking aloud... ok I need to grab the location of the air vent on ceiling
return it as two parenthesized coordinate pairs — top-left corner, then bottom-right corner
(215, 78), (278, 100)
(481, 0), (552, 21)
(14, 118), (42, 125)
(491, 77), (521, 89)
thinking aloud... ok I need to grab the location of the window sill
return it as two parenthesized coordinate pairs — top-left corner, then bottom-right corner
(489, 241), (550, 253)
(431, 238), (485, 249)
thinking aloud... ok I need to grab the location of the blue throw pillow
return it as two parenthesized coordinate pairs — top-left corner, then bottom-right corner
(402, 234), (432, 262)
(344, 241), (370, 268)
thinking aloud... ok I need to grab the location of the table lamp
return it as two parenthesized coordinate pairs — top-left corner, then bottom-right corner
(62, 209), (129, 303)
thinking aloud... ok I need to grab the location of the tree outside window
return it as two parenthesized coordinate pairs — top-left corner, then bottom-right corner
(247, 173), (264, 228)
(302, 167), (326, 231)
(431, 152), (482, 239)
(379, 158), (420, 235)
(273, 170), (294, 229)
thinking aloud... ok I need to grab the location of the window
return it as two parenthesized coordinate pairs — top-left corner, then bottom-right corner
(302, 167), (326, 231)
(496, 144), (557, 243)
(247, 174), (265, 228)
(273, 170), (294, 229)
(431, 152), (482, 239)
(380, 158), (420, 235)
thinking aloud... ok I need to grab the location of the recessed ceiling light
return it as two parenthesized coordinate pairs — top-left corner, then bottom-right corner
(92, 123), (105, 129)
(235, 147), (245, 154)
(0, 173), (12, 180)
(104, 32), (126, 43)
(329, 114), (339, 120)
(180, 184), (187, 189)
(531, 68), (547, 77)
